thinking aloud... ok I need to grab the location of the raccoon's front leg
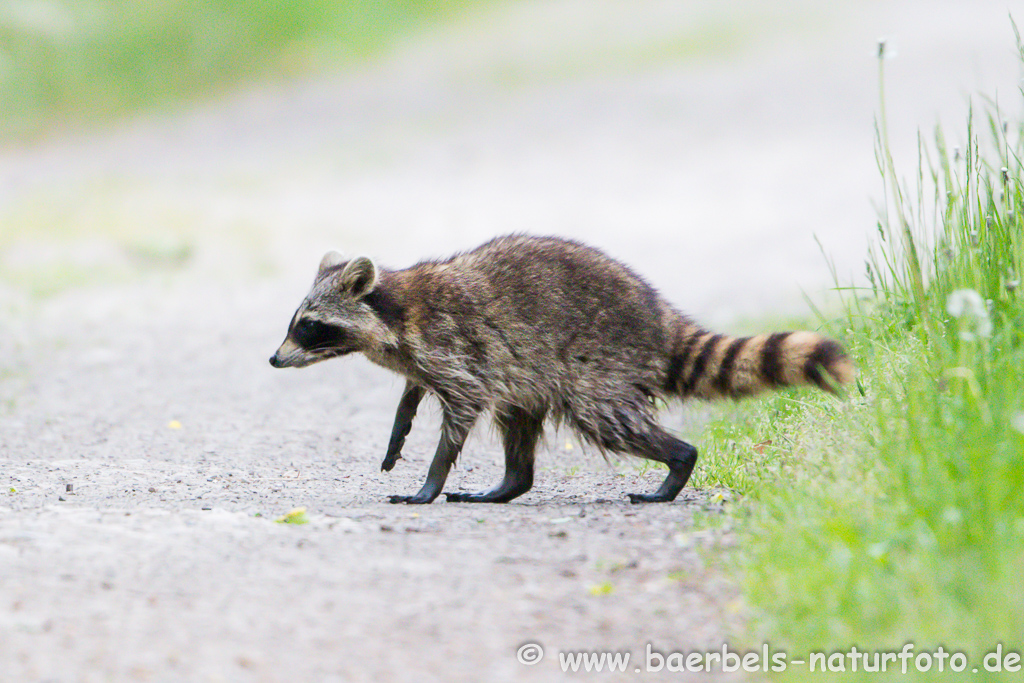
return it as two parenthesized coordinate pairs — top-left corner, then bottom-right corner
(388, 409), (476, 505)
(381, 382), (425, 472)
(445, 405), (546, 503)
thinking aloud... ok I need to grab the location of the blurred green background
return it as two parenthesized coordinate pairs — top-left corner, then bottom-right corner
(0, 0), (481, 138)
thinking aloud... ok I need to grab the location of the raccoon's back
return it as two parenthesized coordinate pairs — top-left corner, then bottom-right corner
(398, 235), (674, 400)
(462, 235), (672, 360)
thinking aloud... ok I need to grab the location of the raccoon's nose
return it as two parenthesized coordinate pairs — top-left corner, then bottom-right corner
(269, 355), (281, 368)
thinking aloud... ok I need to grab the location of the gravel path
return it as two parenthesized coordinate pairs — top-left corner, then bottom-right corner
(0, 1), (1019, 680)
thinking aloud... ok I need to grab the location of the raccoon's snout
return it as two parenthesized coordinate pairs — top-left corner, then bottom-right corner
(269, 350), (308, 368)
(270, 339), (304, 368)
(269, 351), (294, 368)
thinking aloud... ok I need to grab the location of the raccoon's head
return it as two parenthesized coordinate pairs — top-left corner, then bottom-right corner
(270, 251), (392, 369)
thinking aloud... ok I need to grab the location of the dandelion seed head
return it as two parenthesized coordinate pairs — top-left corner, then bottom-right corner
(947, 289), (985, 318)
(947, 288), (992, 340)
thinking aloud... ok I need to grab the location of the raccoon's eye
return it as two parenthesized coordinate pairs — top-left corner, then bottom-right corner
(293, 318), (347, 351)
(293, 318), (321, 346)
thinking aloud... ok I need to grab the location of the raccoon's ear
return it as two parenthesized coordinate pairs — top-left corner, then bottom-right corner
(317, 251), (345, 279)
(339, 256), (379, 298)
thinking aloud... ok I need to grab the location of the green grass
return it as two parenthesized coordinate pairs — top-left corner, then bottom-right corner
(696, 23), (1024, 680)
(0, 0), (482, 139)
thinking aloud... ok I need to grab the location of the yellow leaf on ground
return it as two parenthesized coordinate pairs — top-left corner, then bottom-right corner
(275, 507), (309, 524)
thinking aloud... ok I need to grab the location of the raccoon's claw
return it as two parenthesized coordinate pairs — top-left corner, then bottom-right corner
(387, 494), (433, 505)
(627, 492), (672, 504)
(380, 453), (401, 472)
(444, 491), (515, 504)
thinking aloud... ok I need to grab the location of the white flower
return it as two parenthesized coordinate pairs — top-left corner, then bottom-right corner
(946, 289), (985, 318)
(946, 288), (992, 340)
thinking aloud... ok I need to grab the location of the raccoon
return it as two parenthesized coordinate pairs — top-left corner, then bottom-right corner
(270, 235), (854, 504)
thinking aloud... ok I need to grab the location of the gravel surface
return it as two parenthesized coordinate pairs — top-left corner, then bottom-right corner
(1, 274), (739, 682)
(0, 0), (1019, 680)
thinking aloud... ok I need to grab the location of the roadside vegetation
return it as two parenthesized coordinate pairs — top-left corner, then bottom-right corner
(697, 24), (1024, 679)
(0, 0), (481, 139)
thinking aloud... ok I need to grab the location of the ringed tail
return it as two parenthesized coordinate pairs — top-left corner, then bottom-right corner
(664, 326), (855, 400)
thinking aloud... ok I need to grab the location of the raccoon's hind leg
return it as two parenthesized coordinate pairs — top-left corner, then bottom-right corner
(569, 397), (697, 504)
(381, 382), (425, 472)
(625, 430), (698, 504)
(388, 406), (478, 505)
(445, 405), (546, 504)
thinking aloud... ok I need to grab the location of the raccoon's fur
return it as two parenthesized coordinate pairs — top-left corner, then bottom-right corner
(271, 235), (854, 504)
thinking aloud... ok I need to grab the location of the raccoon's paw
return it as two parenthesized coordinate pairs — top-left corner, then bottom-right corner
(445, 491), (515, 504)
(380, 453), (402, 472)
(387, 494), (434, 505)
(626, 492), (674, 504)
